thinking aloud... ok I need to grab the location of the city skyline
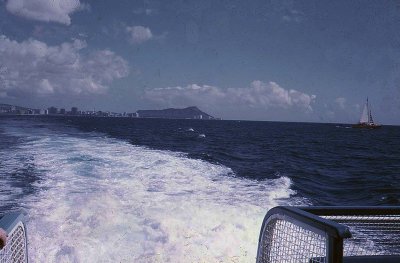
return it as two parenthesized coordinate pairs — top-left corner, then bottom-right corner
(0, 1), (399, 124)
(0, 103), (217, 119)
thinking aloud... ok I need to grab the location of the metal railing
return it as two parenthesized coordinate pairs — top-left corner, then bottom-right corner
(256, 206), (400, 263)
(0, 211), (28, 263)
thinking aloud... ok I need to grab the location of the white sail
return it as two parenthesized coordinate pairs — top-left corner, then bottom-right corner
(359, 101), (369, 123)
(354, 98), (381, 128)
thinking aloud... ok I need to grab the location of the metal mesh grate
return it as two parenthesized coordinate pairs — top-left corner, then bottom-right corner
(258, 218), (327, 263)
(0, 223), (27, 263)
(324, 215), (400, 257)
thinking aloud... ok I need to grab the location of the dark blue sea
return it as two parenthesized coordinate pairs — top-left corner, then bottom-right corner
(0, 116), (399, 261)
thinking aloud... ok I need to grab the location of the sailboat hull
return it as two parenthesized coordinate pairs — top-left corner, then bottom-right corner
(352, 123), (382, 129)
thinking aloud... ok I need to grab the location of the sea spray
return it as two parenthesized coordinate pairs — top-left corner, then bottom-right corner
(0, 119), (301, 262)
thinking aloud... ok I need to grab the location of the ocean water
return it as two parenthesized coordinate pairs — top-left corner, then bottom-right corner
(0, 116), (399, 262)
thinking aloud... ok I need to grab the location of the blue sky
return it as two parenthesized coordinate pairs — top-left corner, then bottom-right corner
(0, 0), (399, 124)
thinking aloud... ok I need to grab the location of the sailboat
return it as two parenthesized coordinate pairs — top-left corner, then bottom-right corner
(352, 98), (382, 129)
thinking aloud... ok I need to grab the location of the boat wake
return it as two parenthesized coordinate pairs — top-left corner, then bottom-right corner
(0, 120), (304, 262)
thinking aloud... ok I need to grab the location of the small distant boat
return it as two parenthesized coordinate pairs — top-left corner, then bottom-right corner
(352, 98), (382, 129)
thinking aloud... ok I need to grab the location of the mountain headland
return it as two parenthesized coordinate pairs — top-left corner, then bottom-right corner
(137, 106), (215, 119)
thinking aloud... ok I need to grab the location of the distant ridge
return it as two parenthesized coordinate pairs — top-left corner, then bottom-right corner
(136, 106), (216, 119)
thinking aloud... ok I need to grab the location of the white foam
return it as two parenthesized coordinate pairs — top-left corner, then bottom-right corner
(1, 121), (304, 262)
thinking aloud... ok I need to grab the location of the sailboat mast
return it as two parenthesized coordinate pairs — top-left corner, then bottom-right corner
(366, 97), (370, 123)
(369, 110), (373, 124)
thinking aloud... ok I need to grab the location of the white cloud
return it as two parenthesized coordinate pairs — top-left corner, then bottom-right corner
(126, 26), (153, 45)
(0, 35), (129, 98)
(38, 79), (54, 94)
(282, 9), (304, 23)
(144, 81), (316, 112)
(6, 0), (87, 25)
(133, 8), (157, 16)
(335, 97), (346, 109)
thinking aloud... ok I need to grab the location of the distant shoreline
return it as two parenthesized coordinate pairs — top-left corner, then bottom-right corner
(0, 114), (222, 121)
(0, 104), (219, 120)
